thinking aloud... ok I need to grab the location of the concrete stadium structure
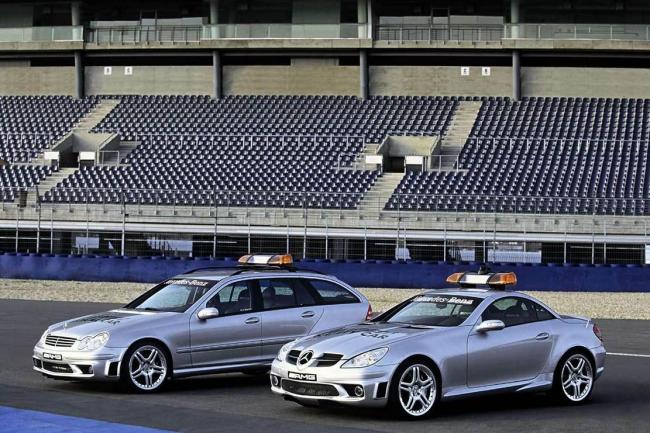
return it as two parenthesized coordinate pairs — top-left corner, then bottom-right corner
(1, 0), (650, 271)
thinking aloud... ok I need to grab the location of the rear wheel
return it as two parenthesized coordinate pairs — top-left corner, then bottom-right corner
(553, 352), (594, 404)
(388, 360), (439, 419)
(121, 342), (169, 393)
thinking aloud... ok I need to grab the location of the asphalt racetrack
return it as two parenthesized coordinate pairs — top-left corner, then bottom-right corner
(1, 299), (649, 433)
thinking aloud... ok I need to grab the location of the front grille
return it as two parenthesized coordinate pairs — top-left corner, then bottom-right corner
(286, 350), (343, 367)
(286, 350), (301, 365)
(42, 361), (73, 374)
(282, 379), (339, 397)
(314, 353), (343, 367)
(45, 335), (77, 348)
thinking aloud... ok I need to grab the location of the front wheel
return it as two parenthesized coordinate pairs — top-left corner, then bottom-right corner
(388, 361), (439, 419)
(121, 342), (170, 393)
(553, 352), (595, 404)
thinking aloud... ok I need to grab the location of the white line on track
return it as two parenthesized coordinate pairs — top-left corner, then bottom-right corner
(607, 352), (650, 358)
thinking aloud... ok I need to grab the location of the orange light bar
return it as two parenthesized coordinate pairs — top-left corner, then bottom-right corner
(488, 272), (517, 286)
(238, 254), (252, 264)
(446, 272), (464, 284)
(267, 254), (293, 266)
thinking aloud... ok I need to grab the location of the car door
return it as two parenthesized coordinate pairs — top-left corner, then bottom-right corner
(255, 277), (324, 358)
(467, 296), (554, 388)
(189, 279), (263, 368)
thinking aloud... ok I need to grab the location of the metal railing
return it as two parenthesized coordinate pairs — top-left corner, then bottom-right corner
(0, 26), (83, 43)
(376, 24), (504, 42)
(504, 23), (650, 41)
(86, 25), (202, 44)
(201, 23), (368, 39)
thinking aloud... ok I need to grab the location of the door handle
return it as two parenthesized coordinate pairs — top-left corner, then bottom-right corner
(244, 317), (260, 324)
(535, 332), (550, 340)
(301, 311), (315, 318)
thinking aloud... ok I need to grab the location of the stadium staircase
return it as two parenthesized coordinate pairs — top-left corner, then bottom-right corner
(357, 172), (404, 216)
(26, 167), (77, 204)
(75, 99), (121, 131)
(435, 100), (482, 170)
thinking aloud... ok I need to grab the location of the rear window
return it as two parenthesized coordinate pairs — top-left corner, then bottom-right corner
(306, 279), (359, 305)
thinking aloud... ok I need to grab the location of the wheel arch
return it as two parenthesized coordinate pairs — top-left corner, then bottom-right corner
(556, 346), (596, 376)
(391, 354), (443, 388)
(123, 337), (174, 378)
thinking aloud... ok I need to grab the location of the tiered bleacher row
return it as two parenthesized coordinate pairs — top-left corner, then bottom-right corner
(0, 96), (95, 201)
(388, 97), (650, 215)
(43, 95), (457, 208)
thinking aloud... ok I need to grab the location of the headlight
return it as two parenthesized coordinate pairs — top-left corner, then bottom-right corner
(38, 330), (49, 345)
(277, 341), (296, 361)
(77, 332), (109, 351)
(341, 348), (388, 368)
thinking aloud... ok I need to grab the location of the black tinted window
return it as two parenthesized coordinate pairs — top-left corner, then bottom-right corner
(483, 297), (536, 327)
(307, 279), (358, 305)
(207, 282), (253, 315)
(531, 301), (555, 321)
(259, 279), (315, 310)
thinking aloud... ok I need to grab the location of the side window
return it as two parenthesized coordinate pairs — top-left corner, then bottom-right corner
(482, 297), (536, 327)
(206, 282), (252, 315)
(307, 279), (359, 305)
(259, 279), (315, 310)
(531, 301), (555, 321)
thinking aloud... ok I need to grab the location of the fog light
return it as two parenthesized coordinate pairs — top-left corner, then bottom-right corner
(353, 385), (364, 397)
(271, 375), (280, 387)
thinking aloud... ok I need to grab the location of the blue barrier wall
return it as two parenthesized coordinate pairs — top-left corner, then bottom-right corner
(0, 253), (648, 291)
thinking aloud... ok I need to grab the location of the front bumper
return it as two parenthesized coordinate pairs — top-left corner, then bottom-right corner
(33, 343), (127, 381)
(270, 359), (396, 408)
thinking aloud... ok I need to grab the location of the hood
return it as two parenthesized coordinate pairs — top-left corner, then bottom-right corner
(294, 322), (445, 359)
(46, 309), (177, 339)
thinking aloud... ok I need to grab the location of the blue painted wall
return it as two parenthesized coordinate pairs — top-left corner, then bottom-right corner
(0, 253), (647, 292)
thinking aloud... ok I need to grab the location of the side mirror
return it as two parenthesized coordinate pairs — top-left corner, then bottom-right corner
(476, 320), (505, 333)
(197, 307), (220, 320)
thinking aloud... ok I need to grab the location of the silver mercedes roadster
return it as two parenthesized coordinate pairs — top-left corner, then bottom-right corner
(271, 270), (606, 418)
(33, 254), (371, 392)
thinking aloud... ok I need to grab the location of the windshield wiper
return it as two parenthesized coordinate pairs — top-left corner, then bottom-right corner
(403, 324), (437, 329)
(137, 307), (161, 312)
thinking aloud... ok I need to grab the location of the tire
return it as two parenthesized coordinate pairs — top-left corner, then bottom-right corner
(121, 341), (170, 393)
(387, 359), (440, 419)
(552, 351), (595, 405)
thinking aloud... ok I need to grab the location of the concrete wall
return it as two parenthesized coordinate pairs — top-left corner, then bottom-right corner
(370, 66), (511, 96)
(0, 65), (74, 95)
(0, 3), (33, 28)
(223, 64), (359, 95)
(292, 0), (340, 24)
(522, 67), (650, 98)
(85, 66), (213, 95)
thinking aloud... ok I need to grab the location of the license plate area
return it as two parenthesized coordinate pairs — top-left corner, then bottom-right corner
(288, 371), (317, 381)
(42, 352), (62, 361)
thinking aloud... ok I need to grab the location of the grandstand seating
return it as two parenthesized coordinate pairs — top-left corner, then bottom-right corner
(388, 97), (650, 215)
(0, 165), (53, 201)
(0, 96), (96, 163)
(43, 94), (456, 208)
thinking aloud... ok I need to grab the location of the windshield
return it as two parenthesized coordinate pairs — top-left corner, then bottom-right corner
(375, 294), (481, 327)
(124, 278), (218, 313)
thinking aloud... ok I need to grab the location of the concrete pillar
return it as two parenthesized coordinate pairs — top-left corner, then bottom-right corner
(213, 50), (222, 99)
(357, 0), (367, 38)
(512, 50), (521, 101)
(209, 0), (219, 24)
(71, 1), (81, 26)
(74, 51), (84, 99)
(359, 50), (369, 99)
(510, 0), (520, 38)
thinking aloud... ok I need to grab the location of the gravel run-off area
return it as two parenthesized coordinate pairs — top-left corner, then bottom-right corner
(0, 279), (648, 320)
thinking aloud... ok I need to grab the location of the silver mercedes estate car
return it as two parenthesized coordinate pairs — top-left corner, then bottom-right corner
(271, 270), (606, 419)
(33, 254), (371, 392)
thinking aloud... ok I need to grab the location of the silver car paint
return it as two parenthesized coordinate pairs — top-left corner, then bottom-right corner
(33, 271), (369, 381)
(271, 289), (606, 406)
